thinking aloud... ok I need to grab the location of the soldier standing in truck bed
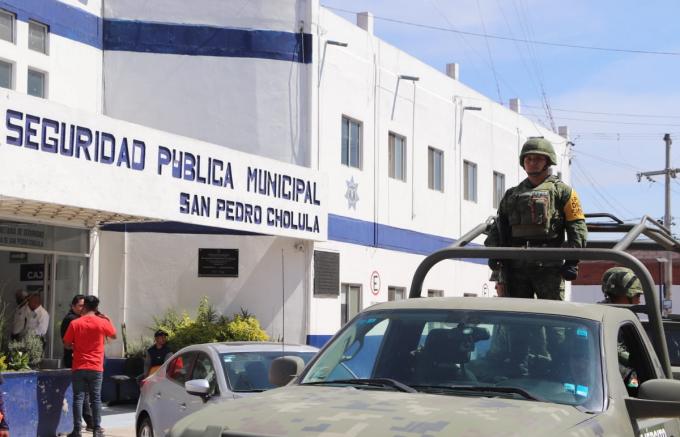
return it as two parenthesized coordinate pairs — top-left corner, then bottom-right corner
(485, 137), (588, 300)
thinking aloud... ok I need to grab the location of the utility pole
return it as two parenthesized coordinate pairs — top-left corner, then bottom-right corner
(637, 134), (678, 311)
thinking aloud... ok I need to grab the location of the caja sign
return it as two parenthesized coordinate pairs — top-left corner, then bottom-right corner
(20, 264), (44, 282)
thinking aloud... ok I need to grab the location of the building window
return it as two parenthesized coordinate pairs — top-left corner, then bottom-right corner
(341, 283), (362, 326)
(341, 116), (362, 169)
(0, 60), (12, 89)
(428, 147), (444, 192)
(28, 20), (48, 54)
(463, 160), (477, 202)
(427, 289), (444, 297)
(388, 286), (406, 301)
(0, 10), (15, 43)
(493, 171), (505, 209)
(27, 69), (46, 98)
(389, 132), (407, 181)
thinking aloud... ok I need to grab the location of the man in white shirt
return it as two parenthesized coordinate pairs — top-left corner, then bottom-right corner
(25, 293), (49, 338)
(11, 289), (29, 340)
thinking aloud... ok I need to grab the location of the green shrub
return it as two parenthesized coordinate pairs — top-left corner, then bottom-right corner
(8, 351), (29, 371)
(7, 334), (43, 370)
(151, 297), (268, 351)
(0, 355), (8, 372)
(226, 314), (268, 341)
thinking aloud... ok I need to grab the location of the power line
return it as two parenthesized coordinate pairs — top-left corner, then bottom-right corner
(494, 0), (547, 121)
(475, 0), (503, 104)
(571, 150), (641, 171)
(572, 159), (636, 217)
(513, 0), (556, 131)
(532, 115), (680, 127)
(322, 5), (680, 56)
(572, 134), (680, 142)
(426, 0), (550, 134)
(523, 105), (680, 119)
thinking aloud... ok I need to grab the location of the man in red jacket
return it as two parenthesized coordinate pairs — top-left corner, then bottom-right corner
(63, 295), (116, 437)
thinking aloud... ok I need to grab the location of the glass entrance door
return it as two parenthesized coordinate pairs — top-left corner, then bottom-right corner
(49, 255), (89, 361)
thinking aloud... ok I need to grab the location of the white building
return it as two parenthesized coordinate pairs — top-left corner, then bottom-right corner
(0, 0), (570, 357)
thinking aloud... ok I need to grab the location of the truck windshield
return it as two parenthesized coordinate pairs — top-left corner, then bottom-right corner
(301, 309), (603, 411)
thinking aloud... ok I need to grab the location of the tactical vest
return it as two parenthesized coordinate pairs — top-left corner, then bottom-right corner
(507, 177), (564, 242)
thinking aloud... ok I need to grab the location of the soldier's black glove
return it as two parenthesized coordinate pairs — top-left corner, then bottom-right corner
(560, 264), (579, 281)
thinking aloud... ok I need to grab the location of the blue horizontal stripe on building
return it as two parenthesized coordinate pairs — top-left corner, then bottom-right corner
(306, 334), (332, 348)
(102, 216), (486, 265)
(104, 20), (312, 63)
(328, 214), (486, 265)
(0, 0), (312, 63)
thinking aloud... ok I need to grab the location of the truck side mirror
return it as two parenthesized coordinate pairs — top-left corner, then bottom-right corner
(269, 356), (305, 387)
(638, 378), (680, 402)
(626, 379), (680, 420)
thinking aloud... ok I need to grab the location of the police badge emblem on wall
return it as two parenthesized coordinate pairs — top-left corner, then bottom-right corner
(345, 177), (359, 210)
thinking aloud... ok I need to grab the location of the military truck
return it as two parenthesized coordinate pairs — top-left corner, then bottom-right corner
(170, 215), (680, 437)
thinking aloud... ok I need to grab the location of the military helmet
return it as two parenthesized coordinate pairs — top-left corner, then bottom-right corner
(601, 267), (643, 298)
(519, 137), (557, 167)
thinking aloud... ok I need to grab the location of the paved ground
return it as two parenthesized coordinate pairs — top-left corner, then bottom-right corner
(101, 404), (136, 437)
(60, 404), (137, 437)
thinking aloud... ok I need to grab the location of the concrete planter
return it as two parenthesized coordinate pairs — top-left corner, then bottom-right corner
(0, 358), (141, 436)
(2, 369), (73, 437)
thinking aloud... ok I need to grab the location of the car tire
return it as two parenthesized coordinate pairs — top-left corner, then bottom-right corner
(137, 416), (154, 437)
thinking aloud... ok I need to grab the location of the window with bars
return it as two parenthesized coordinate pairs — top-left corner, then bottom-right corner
(388, 132), (407, 181)
(427, 289), (444, 297)
(463, 160), (477, 202)
(341, 116), (362, 168)
(493, 171), (505, 209)
(428, 147), (444, 192)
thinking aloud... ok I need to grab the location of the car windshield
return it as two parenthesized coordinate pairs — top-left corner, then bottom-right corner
(301, 309), (604, 411)
(221, 351), (316, 392)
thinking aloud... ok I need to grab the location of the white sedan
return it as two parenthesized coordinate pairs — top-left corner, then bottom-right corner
(135, 341), (318, 437)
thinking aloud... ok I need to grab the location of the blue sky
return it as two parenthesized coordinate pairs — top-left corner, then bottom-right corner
(322, 1), (680, 237)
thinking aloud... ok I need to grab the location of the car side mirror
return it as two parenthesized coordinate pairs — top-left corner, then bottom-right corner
(269, 356), (305, 387)
(626, 379), (680, 420)
(185, 378), (211, 401)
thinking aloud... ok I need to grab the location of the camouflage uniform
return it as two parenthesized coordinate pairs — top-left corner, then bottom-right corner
(485, 138), (588, 300)
(601, 267), (643, 389)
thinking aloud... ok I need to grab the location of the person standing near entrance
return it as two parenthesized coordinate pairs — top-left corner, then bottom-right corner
(25, 292), (49, 339)
(61, 294), (93, 430)
(63, 295), (116, 437)
(60, 295), (85, 368)
(485, 137), (588, 300)
(10, 289), (29, 341)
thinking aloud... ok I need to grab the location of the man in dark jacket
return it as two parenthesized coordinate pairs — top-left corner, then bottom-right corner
(61, 295), (85, 368)
(143, 330), (173, 378)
